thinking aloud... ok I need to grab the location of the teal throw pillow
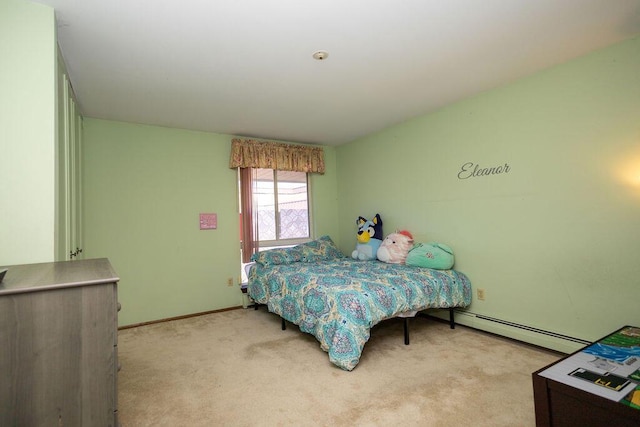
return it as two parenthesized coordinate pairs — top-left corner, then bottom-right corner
(406, 242), (454, 270)
(298, 235), (344, 262)
(251, 246), (303, 266)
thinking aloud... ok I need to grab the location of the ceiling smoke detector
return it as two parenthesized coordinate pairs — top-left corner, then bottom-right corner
(312, 50), (329, 61)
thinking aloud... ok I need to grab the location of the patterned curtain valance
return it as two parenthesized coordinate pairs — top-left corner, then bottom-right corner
(229, 138), (325, 174)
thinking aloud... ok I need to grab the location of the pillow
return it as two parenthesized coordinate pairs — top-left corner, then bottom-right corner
(251, 246), (303, 266)
(297, 235), (344, 262)
(406, 242), (454, 270)
(376, 231), (414, 264)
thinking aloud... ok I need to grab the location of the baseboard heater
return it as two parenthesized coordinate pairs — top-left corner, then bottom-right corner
(455, 310), (591, 346)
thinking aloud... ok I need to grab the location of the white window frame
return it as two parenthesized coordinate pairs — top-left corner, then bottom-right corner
(255, 169), (312, 249)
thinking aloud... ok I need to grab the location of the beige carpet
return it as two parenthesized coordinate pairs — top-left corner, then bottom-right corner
(117, 308), (561, 426)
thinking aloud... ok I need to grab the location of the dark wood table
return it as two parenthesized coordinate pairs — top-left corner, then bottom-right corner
(532, 326), (640, 427)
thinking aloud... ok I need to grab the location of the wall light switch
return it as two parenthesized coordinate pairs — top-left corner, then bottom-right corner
(199, 213), (217, 230)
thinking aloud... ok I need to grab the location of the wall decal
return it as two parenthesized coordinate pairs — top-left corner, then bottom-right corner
(199, 213), (217, 230)
(458, 162), (511, 179)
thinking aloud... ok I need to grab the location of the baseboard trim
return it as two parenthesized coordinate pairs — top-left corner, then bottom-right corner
(415, 312), (566, 356)
(429, 309), (589, 354)
(118, 306), (243, 330)
(471, 312), (590, 345)
(120, 307), (590, 355)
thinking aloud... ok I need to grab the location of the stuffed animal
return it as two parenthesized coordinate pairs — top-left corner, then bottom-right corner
(377, 230), (414, 264)
(351, 214), (383, 260)
(406, 242), (455, 270)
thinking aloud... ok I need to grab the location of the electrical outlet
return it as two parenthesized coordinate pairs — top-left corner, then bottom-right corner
(227, 277), (233, 286)
(477, 288), (486, 300)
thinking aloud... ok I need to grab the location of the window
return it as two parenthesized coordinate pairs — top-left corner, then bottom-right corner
(232, 138), (323, 281)
(238, 168), (311, 267)
(254, 168), (310, 248)
(238, 168), (311, 282)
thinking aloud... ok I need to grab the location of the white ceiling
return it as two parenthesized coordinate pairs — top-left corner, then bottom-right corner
(34, 0), (640, 146)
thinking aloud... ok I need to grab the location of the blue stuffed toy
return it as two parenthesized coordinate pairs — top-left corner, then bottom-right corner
(351, 214), (383, 260)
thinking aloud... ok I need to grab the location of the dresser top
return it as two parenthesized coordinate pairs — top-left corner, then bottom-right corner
(0, 258), (119, 295)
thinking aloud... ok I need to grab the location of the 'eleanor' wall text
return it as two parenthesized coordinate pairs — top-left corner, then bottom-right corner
(458, 162), (511, 179)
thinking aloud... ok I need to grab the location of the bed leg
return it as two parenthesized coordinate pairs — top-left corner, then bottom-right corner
(254, 303), (258, 310)
(404, 317), (410, 345)
(281, 318), (286, 330)
(449, 308), (455, 329)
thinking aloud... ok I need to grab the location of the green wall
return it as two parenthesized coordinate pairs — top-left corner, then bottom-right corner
(5, 0), (637, 353)
(336, 37), (640, 352)
(0, 0), (57, 265)
(83, 119), (338, 326)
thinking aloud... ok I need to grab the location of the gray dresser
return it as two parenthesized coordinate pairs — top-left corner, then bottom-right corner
(0, 258), (120, 427)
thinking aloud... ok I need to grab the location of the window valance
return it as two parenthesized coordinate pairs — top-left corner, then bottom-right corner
(229, 138), (325, 174)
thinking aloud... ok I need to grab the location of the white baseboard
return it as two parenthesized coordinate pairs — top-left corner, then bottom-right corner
(430, 309), (587, 354)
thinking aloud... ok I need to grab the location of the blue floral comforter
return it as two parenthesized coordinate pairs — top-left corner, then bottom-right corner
(248, 258), (472, 370)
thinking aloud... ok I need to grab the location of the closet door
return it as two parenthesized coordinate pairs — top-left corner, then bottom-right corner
(56, 53), (83, 261)
(68, 83), (83, 260)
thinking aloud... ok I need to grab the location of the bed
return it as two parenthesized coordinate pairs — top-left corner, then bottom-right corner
(247, 236), (472, 371)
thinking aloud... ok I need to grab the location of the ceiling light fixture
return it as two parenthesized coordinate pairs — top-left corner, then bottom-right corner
(312, 50), (329, 61)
